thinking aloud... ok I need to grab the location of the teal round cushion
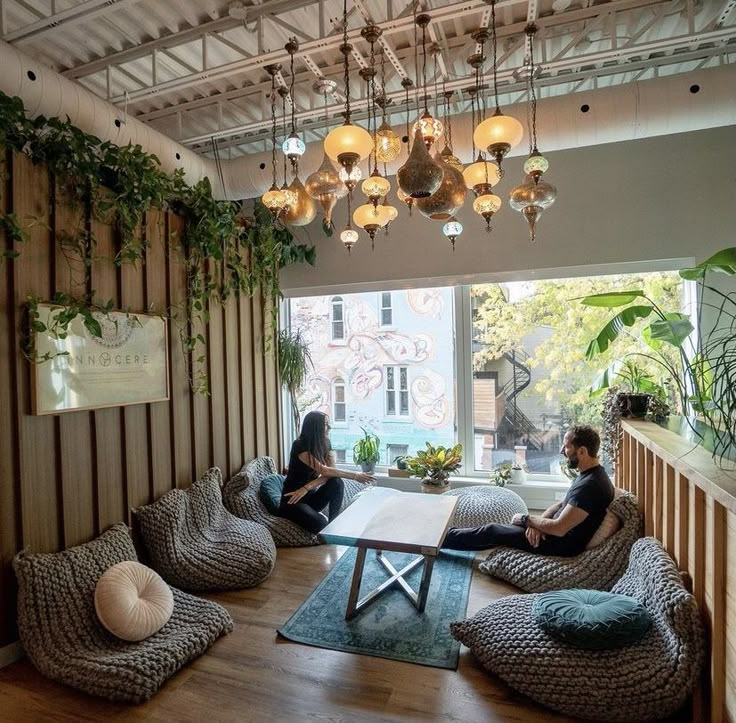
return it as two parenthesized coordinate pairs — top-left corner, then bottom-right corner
(258, 474), (285, 515)
(532, 589), (651, 650)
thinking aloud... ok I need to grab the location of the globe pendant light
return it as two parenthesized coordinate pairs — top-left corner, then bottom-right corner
(340, 193), (359, 253)
(462, 155), (501, 192)
(510, 23), (557, 241)
(284, 176), (317, 227)
(472, 1), (523, 171)
(378, 196), (398, 235)
(473, 193), (502, 232)
(354, 202), (389, 249)
(509, 176), (556, 241)
(261, 64), (287, 218)
(442, 218), (463, 249)
(362, 169), (391, 208)
(306, 80), (348, 227)
(305, 152), (346, 226)
(416, 152), (466, 221)
(323, 1), (373, 180)
(281, 38), (306, 171)
(398, 128), (443, 199)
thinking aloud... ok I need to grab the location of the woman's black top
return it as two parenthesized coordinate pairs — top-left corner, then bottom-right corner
(283, 438), (321, 495)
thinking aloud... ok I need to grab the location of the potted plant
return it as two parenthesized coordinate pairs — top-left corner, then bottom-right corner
(353, 427), (380, 474)
(591, 359), (665, 419)
(490, 461), (527, 486)
(405, 442), (463, 494)
(278, 329), (313, 434)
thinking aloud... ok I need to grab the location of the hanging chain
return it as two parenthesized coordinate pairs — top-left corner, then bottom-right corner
(342, 0), (351, 122)
(270, 74), (278, 185)
(380, 45), (387, 124)
(432, 50), (440, 121)
(443, 82), (453, 152)
(281, 89), (288, 184)
(490, 0), (500, 112)
(528, 25), (539, 152)
(421, 22), (428, 112)
(470, 88), (476, 158)
(369, 37), (376, 170)
(289, 41), (297, 133)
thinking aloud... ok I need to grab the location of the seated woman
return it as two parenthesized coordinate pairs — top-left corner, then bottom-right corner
(280, 411), (374, 534)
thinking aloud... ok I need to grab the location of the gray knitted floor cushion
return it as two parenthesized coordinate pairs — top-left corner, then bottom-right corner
(223, 456), (364, 547)
(135, 467), (276, 591)
(479, 492), (641, 592)
(443, 485), (528, 527)
(13, 523), (233, 704)
(451, 537), (705, 722)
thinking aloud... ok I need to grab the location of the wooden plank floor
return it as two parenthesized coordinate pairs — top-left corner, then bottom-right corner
(0, 546), (679, 722)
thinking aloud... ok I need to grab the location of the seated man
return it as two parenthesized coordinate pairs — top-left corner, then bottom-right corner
(443, 425), (614, 556)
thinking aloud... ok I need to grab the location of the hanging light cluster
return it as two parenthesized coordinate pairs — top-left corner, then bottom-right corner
(259, 0), (555, 250)
(509, 22), (557, 241)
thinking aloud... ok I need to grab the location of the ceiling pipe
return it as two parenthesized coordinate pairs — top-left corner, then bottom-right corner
(1, 39), (735, 202)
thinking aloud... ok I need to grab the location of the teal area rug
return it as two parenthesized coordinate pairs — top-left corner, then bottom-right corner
(277, 548), (474, 669)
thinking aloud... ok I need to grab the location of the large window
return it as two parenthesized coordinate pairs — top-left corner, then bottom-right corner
(284, 270), (686, 479)
(286, 287), (456, 471)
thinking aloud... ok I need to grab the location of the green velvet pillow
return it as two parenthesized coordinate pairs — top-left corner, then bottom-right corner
(258, 474), (285, 514)
(532, 589), (651, 650)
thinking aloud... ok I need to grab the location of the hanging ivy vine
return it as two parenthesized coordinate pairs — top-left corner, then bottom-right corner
(0, 90), (316, 393)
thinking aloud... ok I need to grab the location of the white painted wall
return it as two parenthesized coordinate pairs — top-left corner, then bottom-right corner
(281, 126), (736, 295)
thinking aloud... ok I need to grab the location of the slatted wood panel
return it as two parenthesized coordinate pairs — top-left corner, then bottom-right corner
(0, 149), (282, 648)
(620, 420), (735, 723)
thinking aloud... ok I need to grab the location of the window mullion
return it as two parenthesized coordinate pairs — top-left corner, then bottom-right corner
(454, 286), (473, 477)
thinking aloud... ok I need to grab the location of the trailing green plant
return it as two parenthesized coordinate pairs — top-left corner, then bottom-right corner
(405, 442), (463, 486)
(23, 293), (127, 363)
(0, 90), (317, 392)
(353, 428), (381, 469)
(278, 328), (313, 433)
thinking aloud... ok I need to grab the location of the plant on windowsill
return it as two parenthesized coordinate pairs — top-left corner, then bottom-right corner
(387, 455), (411, 478)
(353, 428), (380, 474)
(490, 461), (527, 487)
(405, 443), (463, 494)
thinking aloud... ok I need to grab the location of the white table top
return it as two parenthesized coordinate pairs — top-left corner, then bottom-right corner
(320, 487), (458, 555)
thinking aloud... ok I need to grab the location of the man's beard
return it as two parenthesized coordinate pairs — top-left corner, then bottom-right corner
(566, 452), (579, 469)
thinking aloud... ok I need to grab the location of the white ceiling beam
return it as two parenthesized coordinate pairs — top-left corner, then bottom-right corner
(352, 0), (410, 79)
(180, 33), (734, 148)
(104, 0), (667, 106)
(5, 0), (143, 43)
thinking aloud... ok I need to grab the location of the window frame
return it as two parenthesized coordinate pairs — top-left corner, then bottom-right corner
(283, 269), (692, 482)
(379, 291), (393, 328)
(332, 377), (347, 425)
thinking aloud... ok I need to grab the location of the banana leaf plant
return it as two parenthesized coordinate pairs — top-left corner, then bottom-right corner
(581, 247), (736, 461)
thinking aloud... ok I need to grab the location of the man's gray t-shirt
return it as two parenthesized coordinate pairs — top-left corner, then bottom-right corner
(553, 465), (614, 550)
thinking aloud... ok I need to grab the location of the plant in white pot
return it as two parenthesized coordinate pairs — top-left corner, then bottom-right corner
(353, 427), (380, 474)
(405, 442), (463, 494)
(490, 461), (527, 486)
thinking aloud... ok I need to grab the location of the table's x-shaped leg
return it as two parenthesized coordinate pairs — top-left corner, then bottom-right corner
(345, 548), (437, 620)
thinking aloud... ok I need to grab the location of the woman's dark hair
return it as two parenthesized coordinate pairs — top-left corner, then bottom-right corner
(569, 424), (601, 457)
(299, 411), (331, 463)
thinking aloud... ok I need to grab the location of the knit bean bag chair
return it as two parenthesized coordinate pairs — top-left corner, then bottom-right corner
(13, 523), (233, 703)
(135, 467), (276, 591)
(222, 456), (364, 547)
(451, 537), (705, 722)
(479, 491), (641, 592)
(442, 485), (528, 527)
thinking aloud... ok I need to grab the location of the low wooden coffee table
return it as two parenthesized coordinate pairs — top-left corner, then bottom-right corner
(320, 488), (458, 620)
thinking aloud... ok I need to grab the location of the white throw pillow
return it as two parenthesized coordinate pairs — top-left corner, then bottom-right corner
(95, 561), (174, 641)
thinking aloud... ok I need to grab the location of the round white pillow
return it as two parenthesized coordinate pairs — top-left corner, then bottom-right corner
(95, 561), (174, 641)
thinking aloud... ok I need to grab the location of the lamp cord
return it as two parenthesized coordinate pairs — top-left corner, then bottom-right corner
(490, 0), (500, 113)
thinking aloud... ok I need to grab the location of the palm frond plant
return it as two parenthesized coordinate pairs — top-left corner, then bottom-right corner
(278, 329), (313, 433)
(580, 246), (736, 463)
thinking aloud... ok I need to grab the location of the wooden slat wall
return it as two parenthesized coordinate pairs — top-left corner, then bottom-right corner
(0, 150), (281, 648)
(619, 420), (736, 723)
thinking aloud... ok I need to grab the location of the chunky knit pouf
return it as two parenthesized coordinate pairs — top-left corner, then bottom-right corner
(451, 537), (705, 722)
(135, 467), (276, 591)
(443, 485), (528, 527)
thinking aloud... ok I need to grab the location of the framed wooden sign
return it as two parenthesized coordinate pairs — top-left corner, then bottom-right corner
(32, 304), (169, 415)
